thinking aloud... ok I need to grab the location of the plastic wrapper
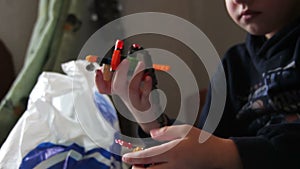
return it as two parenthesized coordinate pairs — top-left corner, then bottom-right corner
(0, 60), (122, 168)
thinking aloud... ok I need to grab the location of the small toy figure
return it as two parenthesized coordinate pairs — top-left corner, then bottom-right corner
(85, 55), (99, 71)
(85, 40), (170, 83)
(114, 139), (144, 152)
(85, 54), (113, 81)
(110, 40), (124, 72)
(132, 146), (144, 152)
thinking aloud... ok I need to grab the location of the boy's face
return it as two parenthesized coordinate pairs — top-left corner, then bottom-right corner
(225, 0), (300, 38)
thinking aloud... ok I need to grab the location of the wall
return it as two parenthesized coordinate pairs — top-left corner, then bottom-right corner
(0, 0), (246, 81)
(0, 0), (39, 74)
(119, 0), (246, 90)
(189, 0), (246, 55)
(119, 0), (246, 123)
(0, 0), (246, 128)
(120, 0), (246, 56)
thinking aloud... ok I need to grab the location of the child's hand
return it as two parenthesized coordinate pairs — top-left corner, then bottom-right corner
(122, 125), (243, 169)
(95, 59), (158, 126)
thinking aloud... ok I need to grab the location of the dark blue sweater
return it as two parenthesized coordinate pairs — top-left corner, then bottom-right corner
(200, 18), (300, 169)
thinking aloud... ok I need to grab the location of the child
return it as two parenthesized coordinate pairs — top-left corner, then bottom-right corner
(96, 0), (300, 168)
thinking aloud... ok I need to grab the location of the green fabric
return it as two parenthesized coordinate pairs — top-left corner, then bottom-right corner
(0, 0), (67, 144)
(43, 0), (90, 72)
(1, 0), (64, 107)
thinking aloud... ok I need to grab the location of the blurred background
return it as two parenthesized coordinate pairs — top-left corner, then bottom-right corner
(0, 0), (246, 145)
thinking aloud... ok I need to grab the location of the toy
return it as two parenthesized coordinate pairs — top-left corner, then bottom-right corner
(85, 55), (98, 71)
(85, 39), (170, 83)
(111, 40), (124, 72)
(114, 139), (144, 152)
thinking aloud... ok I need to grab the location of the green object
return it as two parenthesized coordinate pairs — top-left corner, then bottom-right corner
(0, 0), (66, 145)
(127, 57), (139, 79)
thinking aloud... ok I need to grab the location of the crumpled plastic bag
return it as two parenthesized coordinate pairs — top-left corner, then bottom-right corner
(0, 60), (122, 168)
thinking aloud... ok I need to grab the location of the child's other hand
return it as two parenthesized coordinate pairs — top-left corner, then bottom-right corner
(122, 125), (243, 169)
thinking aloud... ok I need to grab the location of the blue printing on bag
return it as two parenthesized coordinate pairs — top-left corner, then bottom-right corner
(20, 142), (121, 169)
(93, 91), (122, 158)
(93, 91), (118, 127)
(20, 93), (123, 168)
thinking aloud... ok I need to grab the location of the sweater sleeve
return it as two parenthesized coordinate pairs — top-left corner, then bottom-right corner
(231, 122), (300, 169)
(200, 45), (300, 169)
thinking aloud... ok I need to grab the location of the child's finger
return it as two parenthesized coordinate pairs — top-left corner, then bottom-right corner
(129, 61), (146, 92)
(95, 69), (111, 94)
(132, 162), (168, 169)
(111, 59), (130, 93)
(140, 75), (153, 103)
(122, 141), (172, 165)
(150, 125), (192, 141)
(131, 165), (146, 169)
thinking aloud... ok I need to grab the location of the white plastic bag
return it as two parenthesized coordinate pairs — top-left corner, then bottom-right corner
(0, 60), (122, 168)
